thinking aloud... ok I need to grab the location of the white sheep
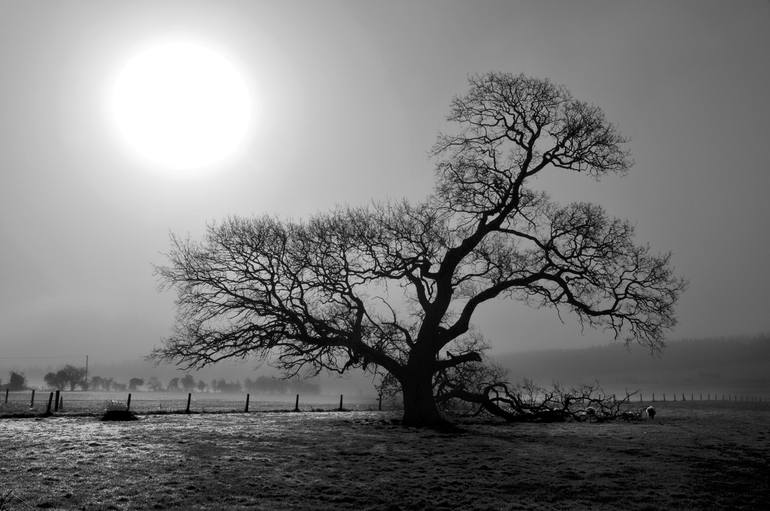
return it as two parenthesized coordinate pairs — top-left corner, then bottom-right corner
(645, 405), (656, 420)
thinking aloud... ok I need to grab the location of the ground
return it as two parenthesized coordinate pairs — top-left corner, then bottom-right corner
(1, 402), (768, 510)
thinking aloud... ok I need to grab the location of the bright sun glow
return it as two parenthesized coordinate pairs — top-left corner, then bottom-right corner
(110, 40), (252, 172)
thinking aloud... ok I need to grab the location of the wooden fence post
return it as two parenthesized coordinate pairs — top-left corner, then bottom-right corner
(662, 393), (666, 402)
(378, 392), (383, 411)
(4, 388), (8, 404)
(46, 392), (53, 415)
(682, 393), (686, 401)
(244, 393), (250, 413)
(339, 394), (344, 411)
(54, 390), (60, 412)
(126, 393), (132, 412)
(185, 393), (192, 413)
(294, 394), (299, 412)
(30, 389), (35, 408)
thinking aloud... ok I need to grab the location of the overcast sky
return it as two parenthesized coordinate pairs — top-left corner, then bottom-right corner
(1, 0), (768, 366)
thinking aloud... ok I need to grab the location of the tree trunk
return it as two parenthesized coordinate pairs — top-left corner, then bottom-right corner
(400, 370), (445, 428)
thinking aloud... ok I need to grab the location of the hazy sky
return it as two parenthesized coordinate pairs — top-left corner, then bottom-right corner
(1, 0), (768, 366)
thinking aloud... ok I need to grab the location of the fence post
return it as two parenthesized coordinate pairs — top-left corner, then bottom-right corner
(54, 390), (60, 412)
(59, 395), (63, 411)
(4, 388), (8, 404)
(652, 392), (655, 402)
(46, 392), (53, 415)
(126, 393), (132, 412)
(691, 392), (694, 401)
(339, 394), (344, 411)
(662, 393), (666, 402)
(30, 389), (35, 408)
(682, 393), (686, 401)
(244, 393), (250, 413)
(294, 394), (299, 412)
(378, 392), (383, 411)
(185, 393), (192, 414)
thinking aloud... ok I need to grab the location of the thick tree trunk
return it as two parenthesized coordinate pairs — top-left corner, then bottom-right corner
(400, 370), (446, 428)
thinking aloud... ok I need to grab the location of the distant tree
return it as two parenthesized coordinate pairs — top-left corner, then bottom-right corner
(44, 366), (87, 391)
(44, 371), (62, 389)
(180, 374), (196, 392)
(154, 72), (685, 427)
(167, 377), (180, 392)
(8, 371), (27, 391)
(211, 379), (241, 393)
(94, 376), (114, 391)
(86, 376), (116, 392)
(62, 366), (87, 391)
(244, 376), (286, 394)
(128, 378), (144, 391)
(147, 376), (164, 392)
(289, 379), (320, 395)
(89, 375), (104, 391)
(242, 376), (320, 395)
(111, 381), (127, 392)
(197, 380), (207, 392)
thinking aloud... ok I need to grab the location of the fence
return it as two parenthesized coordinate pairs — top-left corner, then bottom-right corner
(635, 391), (768, 403)
(0, 389), (386, 417)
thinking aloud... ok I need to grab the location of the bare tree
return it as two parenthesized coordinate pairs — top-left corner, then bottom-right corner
(44, 365), (86, 391)
(5, 372), (27, 391)
(154, 73), (685, 427)
(128, 378), (144, 391)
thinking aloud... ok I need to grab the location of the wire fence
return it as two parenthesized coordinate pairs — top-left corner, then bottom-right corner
(0, 389), (386, 417)
(635, 390), (769, 404)
(2, 387), (769, 419)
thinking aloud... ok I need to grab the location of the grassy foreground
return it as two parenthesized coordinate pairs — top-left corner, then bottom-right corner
(1, 402), (768, 510)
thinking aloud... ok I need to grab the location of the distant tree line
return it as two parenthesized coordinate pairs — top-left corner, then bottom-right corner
(243, 376), (320, 395)
(37, 366), (319, 394)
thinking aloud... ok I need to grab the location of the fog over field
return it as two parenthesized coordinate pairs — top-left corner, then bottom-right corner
(4, 336), (768, 401)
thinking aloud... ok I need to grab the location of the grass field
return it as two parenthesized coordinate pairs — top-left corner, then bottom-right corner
(1, 401), (768, 510)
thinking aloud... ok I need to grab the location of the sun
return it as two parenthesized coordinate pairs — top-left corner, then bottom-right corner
(109, 40), (252, 172)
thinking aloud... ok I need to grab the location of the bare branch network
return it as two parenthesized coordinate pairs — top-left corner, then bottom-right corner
(154, 73), (686, 427)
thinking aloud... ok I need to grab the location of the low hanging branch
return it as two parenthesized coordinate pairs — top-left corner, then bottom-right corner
(438, 378), (642, 423)
(429, 344), (642, 423)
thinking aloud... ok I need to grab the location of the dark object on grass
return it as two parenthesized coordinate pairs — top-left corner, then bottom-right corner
(646, 406), (656, 420)
(101, 409), (139, 421)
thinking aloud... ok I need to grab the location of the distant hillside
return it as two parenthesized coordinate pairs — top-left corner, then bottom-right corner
(491, 335), (770, 395)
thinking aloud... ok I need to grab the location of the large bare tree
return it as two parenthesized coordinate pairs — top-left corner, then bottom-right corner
(154, 73), (685, 427)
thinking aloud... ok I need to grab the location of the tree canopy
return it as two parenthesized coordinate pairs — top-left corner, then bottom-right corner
(154, 72), (685, 427)
(44, 365), (87, 391)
